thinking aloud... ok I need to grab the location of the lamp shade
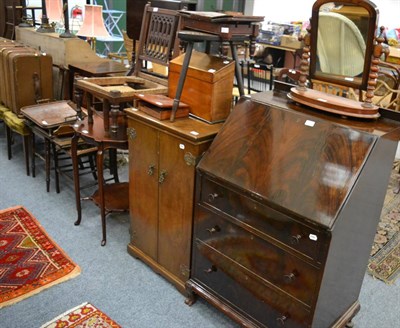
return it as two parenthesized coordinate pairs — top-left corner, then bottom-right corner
(76, 5), (110, 38)
(46, 0), (63, 22)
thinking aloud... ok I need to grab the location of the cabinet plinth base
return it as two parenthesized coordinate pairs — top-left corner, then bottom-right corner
(127, 243), (187, 295)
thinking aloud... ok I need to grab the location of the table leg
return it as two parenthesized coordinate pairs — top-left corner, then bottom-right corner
(71, 133), (82, 226)
(230, 42), (244, 97)
(170, 41), (194, 122)
(96, 147), (107, 246)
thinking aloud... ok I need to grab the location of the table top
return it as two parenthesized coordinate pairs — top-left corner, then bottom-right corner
(69, 61), (127, 76)
(20, 100), (78, 129)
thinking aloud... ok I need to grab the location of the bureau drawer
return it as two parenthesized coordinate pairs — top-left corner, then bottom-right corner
(191, 240), (312, 327)
(195, 206), (320, 306)
(200, 177), (325, 262)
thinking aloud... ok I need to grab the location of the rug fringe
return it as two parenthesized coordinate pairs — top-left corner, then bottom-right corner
(40, 302), (89, 328)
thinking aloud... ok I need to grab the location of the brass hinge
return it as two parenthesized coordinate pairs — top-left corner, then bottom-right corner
(180, 264), (190, 278)
(184, 152), (199, 166)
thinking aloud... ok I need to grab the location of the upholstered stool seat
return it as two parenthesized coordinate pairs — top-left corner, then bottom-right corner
(3, 110), (31, 176)
(0, 104), (10, 121)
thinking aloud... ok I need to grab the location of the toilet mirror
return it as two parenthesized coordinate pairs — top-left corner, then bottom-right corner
(309, 0), (378, 90)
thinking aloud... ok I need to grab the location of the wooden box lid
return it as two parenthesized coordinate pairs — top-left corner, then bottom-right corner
(169, 51), (234, 83)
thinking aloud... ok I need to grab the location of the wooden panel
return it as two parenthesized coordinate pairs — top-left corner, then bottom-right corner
(15, 27), (104, 67)
(157, 132), (199, 281)
(195, 205), (320, 306)
(199, 176), (326, 263)
(191, 240), (311, 327)
(10, 53), (53, 114)
(128, 119), (159, 260)
(168, 52), (235, 123)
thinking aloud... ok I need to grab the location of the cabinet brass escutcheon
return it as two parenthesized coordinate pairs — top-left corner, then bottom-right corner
(127, 127), (137, 140)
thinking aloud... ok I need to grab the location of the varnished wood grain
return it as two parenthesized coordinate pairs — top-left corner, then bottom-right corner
(126, 110), (220, 293)
(198, 98), (376, 229)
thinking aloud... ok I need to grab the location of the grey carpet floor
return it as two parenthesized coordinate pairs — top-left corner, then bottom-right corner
(0, 125), (399, 328)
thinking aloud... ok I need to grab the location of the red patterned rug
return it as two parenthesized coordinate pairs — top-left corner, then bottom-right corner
(41, 302), (121, 328)
(367, 168), (400, 284)
(0, 206), (80, 308)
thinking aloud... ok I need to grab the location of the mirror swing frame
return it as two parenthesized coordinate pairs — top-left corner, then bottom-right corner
(288, 0), (385, 119)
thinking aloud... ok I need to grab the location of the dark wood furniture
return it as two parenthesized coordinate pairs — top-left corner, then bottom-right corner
(125, 0), (196, 43)
(168, 51), (235, 123)
(170, 11), (264, 121)
(68, 61), (127, 101)
(71, 79), (131, 246)
(125, 108), (222, 294)
(290, 0), (383, 118)
(20, 101), (78, 192)
(185, 90), (400, 327)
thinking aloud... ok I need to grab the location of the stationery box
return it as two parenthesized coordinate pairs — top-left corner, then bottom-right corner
(280, 35), (304, 49)
(387, 46), (400, 65)
(136, 94), (189, 120)
(168, 51), (235, 123)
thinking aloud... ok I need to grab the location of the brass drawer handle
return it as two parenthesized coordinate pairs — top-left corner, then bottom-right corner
(283, 272), (297, 284)
(290, 234), (302, 245)
(206, 225), (220, 234)
(147, 164), (155, 176)
(207, 193), (220, 203)
(276, 315), (288, 326)
(159, 170), (167, 184)
(204, 265), (217, 274)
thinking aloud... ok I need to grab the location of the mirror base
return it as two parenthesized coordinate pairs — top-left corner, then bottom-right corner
(288, 87), (380, 119)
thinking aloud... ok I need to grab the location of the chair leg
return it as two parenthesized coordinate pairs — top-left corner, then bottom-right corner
(52, 143), (60, 193)
(22, 134), (30, 176)
(89, 153), (98, 180)
(109, 148), (119, 183)
(31, 133), (36, 177)
(6, 125), (12, 160)
(94, 147), (107, 246)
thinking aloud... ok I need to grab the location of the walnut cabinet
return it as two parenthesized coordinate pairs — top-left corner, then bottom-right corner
(125, 108), (221, 293)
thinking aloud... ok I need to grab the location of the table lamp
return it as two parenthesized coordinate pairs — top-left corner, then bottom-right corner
(76, 5), (110, 51)
(46, 0), (63, 22)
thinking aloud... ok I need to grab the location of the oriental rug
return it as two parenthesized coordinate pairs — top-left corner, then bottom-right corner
(0, 206), (80, 308)
(367, 167), (400, 284)
(41, 302), (121, 328)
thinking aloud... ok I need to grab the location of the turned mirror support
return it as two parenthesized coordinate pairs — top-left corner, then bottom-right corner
(363, 27), (386, 108)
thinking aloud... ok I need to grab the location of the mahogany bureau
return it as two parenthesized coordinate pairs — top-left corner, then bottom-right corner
(186, 92), (400, 327)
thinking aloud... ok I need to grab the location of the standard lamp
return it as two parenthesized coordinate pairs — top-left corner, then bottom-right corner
(76, 5), (110, 52)
(59, 0), (74, 38)
(45, 0), (63, 22)
(36, 0), (55, 33)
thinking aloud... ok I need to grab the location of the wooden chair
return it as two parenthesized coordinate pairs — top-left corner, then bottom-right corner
(247, 61), (274, 93)
(71, 4), (180, 246)
(107, 30), (135, 67)
(133, 3), (181, 79)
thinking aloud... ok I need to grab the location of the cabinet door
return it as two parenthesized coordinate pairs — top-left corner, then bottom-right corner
(128, 119), (159, 260)
(157, 132), (199, 281)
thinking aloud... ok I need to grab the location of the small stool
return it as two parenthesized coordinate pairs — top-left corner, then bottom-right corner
(170, 30), (247, 121)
